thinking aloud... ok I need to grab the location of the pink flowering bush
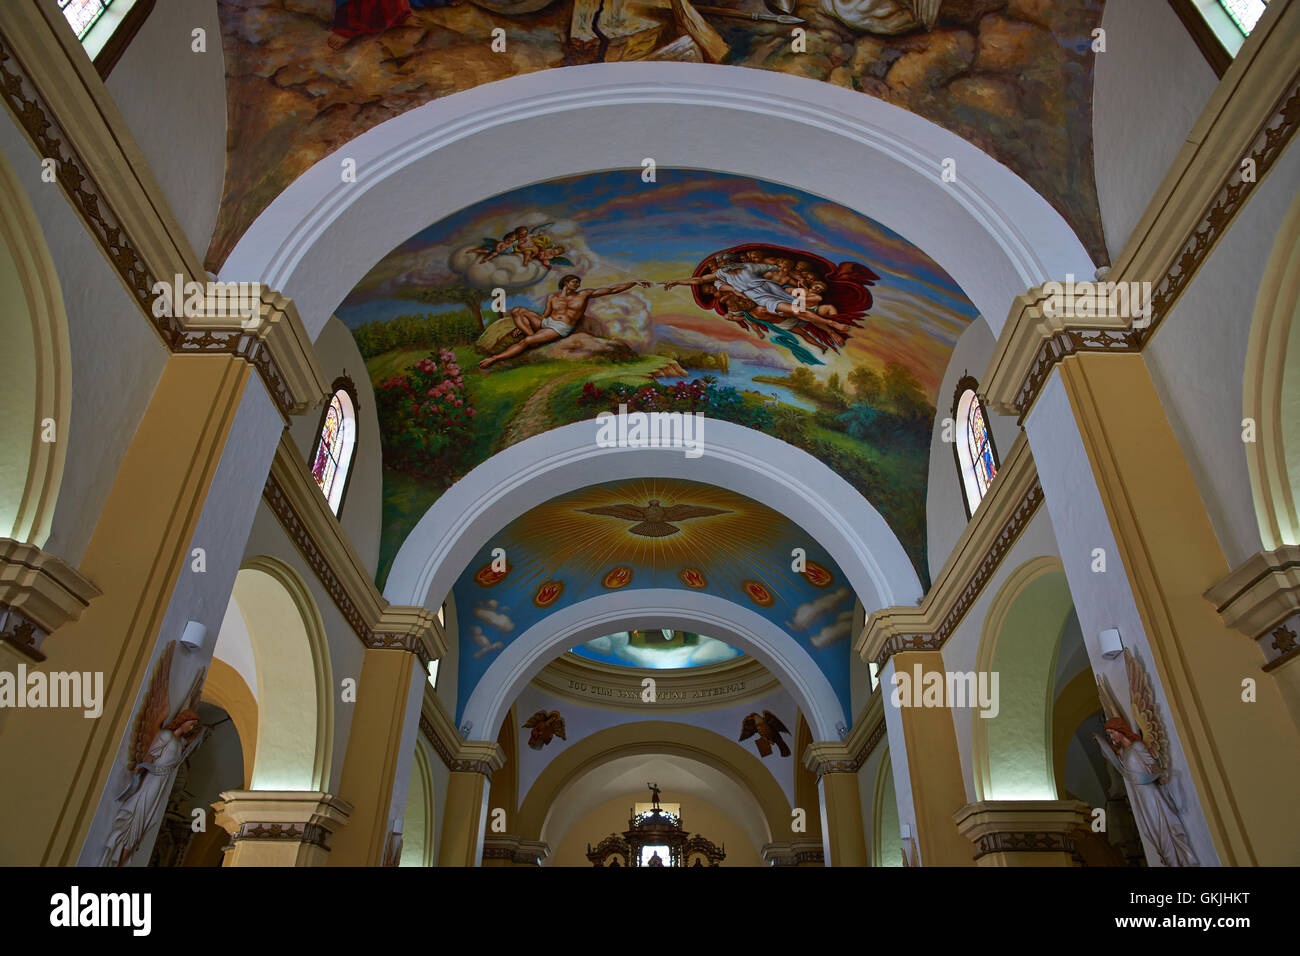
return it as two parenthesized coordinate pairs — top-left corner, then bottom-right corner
(376, 349), (475, 483)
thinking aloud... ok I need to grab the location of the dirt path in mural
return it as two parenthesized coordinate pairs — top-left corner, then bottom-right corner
(498, 370), (588, 450)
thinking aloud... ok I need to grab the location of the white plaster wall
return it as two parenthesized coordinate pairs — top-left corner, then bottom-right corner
(855, 741), (889, 866)
(928, 508), (1063, 804)
(288, 315), (382, 576)
(103, 0), (226, 259)
(241, 499), (366, 796)
(1144, 141), (1300, 567)
(0, 115), (166, 566)
(925, 315), (1019, 583)
(1092, 0), (1218, 262)
(512, 683), (798, 809)
(428, 744), (450, 865)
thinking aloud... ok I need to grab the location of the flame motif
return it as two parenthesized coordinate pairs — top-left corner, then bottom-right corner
(679, 567), (707, 589)
(743, 580), (774, 607)
(801, 561), (833, 587)
(602, 566), (633, 589)
(533, 579), (565, 607)
(474, 560), (510, 587)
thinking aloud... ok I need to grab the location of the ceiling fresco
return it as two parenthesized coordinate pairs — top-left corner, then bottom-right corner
(450, 477), (857, 720)
(211, 0), (1108, 268)
(570, 630), (745, 668)
(339, 169), (979, 588)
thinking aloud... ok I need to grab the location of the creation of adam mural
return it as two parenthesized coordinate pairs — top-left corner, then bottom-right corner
(212, 0), (1107, 268)
(450, 477), (857, 720)
(337, 169), (978, 587)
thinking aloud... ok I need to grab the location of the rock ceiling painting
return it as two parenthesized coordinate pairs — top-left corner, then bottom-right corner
(212, 0), (1107, 268)
(450, 477), (856, 720)
(339, 169), (979, 589)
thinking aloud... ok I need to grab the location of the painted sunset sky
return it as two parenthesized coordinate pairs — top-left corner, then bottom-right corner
(336, 169), (977, 397)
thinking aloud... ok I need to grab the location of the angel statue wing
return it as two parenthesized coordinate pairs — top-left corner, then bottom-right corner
(1124, 648), (1166, 774)
(129, 641), (176, 773)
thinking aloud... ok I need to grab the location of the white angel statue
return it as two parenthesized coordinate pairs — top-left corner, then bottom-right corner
(101, 642), (207, 867)
(1093, 649), (1198, 867)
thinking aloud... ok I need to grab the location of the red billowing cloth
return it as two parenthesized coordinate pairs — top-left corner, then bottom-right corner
(332, 0), (412, 38)
(691, 243), (879, 355)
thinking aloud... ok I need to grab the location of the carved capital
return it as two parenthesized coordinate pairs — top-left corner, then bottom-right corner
(1204, 545), (1300, 669)
(0, 538), (99, 660)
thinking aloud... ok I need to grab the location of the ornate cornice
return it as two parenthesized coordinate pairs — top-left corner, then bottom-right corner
(761, 839), (824, 866)
(418, 689), (463, 770)
(802, 741), (858, 779)
(984, 7), (1300, 423)
(857, 434), (1043, 671)
(0, 12), (327, 420)
(234, 822), (333, 850)
(212, 790), (353, 847)
(838, 692), (886, 771)
(1204, 545), (1300, 668)
(971, 830), (1078, 861)
(530, 652), (778, 713)
(262, 434), (445, 670)
(447, 740), (505, 779)
(0, 538), (100, 661)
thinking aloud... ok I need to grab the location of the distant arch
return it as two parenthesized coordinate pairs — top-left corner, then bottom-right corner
(972, 556), (1075, 801)
(400, 739), (437, 867)
(0, 144), (70, 546)
(1243, 191), (1300, 550)
(224, 556), (334, 791)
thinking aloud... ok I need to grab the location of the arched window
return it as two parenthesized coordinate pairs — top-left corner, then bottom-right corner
(953, 375), (1000, 518)
(310, 378), (358, 516)
(58, 0), (156, 78)
(1171, 0), (1270, 77)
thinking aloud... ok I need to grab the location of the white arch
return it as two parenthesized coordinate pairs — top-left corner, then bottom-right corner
(382, 418), (923, 618)
(0, 143), (70, 546)
(220, 63), (1094, 337)
(460, 589), (846, 742)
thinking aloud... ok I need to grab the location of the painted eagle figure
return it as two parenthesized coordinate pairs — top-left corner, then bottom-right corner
(577, 499), (731, 538)
(739, 710), (791, 758)
(523, 710), (567, 750)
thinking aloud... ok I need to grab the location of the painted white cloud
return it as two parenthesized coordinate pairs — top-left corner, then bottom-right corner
(474, 599), (514, 633)
(810, 610), (854, 648)
(788, 586), (851, 631)
(470, 625), (504, 659)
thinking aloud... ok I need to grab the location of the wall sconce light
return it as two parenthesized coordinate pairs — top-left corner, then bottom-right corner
(179, 620), (208, 651)
(1099, 627), (1124, 660)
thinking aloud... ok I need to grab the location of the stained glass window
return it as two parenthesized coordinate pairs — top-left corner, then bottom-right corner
(955, 387), (998, 516)
(311, 389), (356, 515)
(59, 0), (114, 41)
(1219, 0), (1268, 35)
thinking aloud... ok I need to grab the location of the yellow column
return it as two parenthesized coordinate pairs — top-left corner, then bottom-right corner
(438, 742), (505, 867)
(0, 354), (249, 865)
(953, 799), (1089, 866)
(214, 791), (352, 866)
(1059, 352), (1300, 865)
(886, 650), (976, 866)
(803, 742), (867, 867)
(328, 646), (424, 866)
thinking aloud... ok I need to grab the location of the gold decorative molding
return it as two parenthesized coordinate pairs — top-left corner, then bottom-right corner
(418, 687), (463, 770)
(857, 433), (1043, 671)
(984, 5), (1300, 423)
(0, 9), (328, 420)
(448, 740), (505, 778)
(482, 834), (549, 865)
(1204, 545), (1300, 667)
(761, 838), (824, 866)
(529, 652), (778, 713)
(842, 690), (886, 770)
(262, 432), (445, 669)
(213, 790), (353, 863)
(801, 740), (858, 779)
(952, 799), (1089, 865)
(0, 537), (100, 661)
